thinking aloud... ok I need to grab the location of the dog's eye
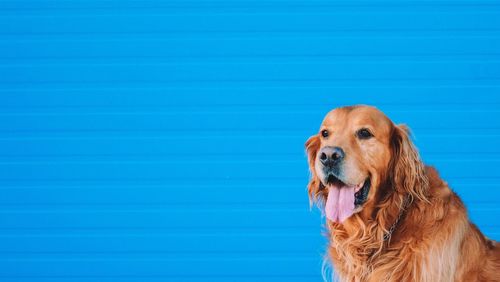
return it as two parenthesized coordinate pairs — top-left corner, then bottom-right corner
(321, 129), (329, 138)
(356, 128), (373, 139)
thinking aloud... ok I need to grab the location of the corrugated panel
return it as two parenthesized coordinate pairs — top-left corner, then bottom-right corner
(0, 0), (499, 281)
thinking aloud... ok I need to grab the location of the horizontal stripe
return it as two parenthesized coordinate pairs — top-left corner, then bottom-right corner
(3, 32), (500, 42)
(0, 259), (321, 276)
(1, 89), (500, 109)
(1, 0), (500, 10)
(0, 277), (320, 282)
(0, 234), (324, 253)
(2, 61), (500, 83)
(5, 57), (500, 65)
(2, 8), (500, 15)
(1, 13), (499, 35)
(1, 80), (500, 88)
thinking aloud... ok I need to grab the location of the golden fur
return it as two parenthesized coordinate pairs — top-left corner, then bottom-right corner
(305, 105), (500, 282)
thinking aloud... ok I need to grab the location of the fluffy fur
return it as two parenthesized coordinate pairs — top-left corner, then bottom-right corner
(305, 105), (500, 282)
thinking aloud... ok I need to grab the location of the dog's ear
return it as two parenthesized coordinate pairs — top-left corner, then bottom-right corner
(305, 134), (322, 205)
(390, 124), (429, 202)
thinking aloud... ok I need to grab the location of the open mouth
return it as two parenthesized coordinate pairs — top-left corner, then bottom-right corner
(322, 174), (371, 223)
(326, 174), (371, 207)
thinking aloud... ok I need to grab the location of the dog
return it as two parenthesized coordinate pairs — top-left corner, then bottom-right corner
(305, 105), (500, 281)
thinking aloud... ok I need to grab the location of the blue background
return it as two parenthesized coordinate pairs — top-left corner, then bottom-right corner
(1, 0), (499, 281)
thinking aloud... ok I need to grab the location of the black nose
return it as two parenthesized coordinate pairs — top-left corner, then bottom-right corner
(319, 146), (345, 167)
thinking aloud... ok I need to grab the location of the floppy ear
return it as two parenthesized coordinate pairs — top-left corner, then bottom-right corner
(390, 124), (429, 202)
(305, 135), (322, 205)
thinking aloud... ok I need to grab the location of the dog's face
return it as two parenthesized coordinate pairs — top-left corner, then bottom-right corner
(306, 105), (415, 223)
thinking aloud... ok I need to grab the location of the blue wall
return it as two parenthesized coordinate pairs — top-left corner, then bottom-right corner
(0, 1), (499, 281)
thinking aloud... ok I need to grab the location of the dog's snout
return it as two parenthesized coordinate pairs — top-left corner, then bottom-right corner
(319, 146), (345, 167)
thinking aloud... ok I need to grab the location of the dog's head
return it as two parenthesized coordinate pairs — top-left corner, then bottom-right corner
(305, 105), (427, 223)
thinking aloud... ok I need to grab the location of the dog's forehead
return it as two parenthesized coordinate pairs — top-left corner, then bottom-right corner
(322, 106), (392, 132)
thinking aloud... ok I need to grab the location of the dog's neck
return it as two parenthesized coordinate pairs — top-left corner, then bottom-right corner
(326, 192), (417, 281)
(382, 194), (413, 241)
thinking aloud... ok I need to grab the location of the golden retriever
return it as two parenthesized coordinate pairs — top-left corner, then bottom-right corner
(305, 105), (500, 282)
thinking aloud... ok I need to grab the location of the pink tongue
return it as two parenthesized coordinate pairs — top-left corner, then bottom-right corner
(325, 185), (355, 223)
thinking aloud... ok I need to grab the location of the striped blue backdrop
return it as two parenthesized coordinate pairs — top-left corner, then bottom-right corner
(1, 0), (499, 281)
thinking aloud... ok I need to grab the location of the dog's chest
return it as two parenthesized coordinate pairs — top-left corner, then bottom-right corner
(331, 237), (461, 282)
